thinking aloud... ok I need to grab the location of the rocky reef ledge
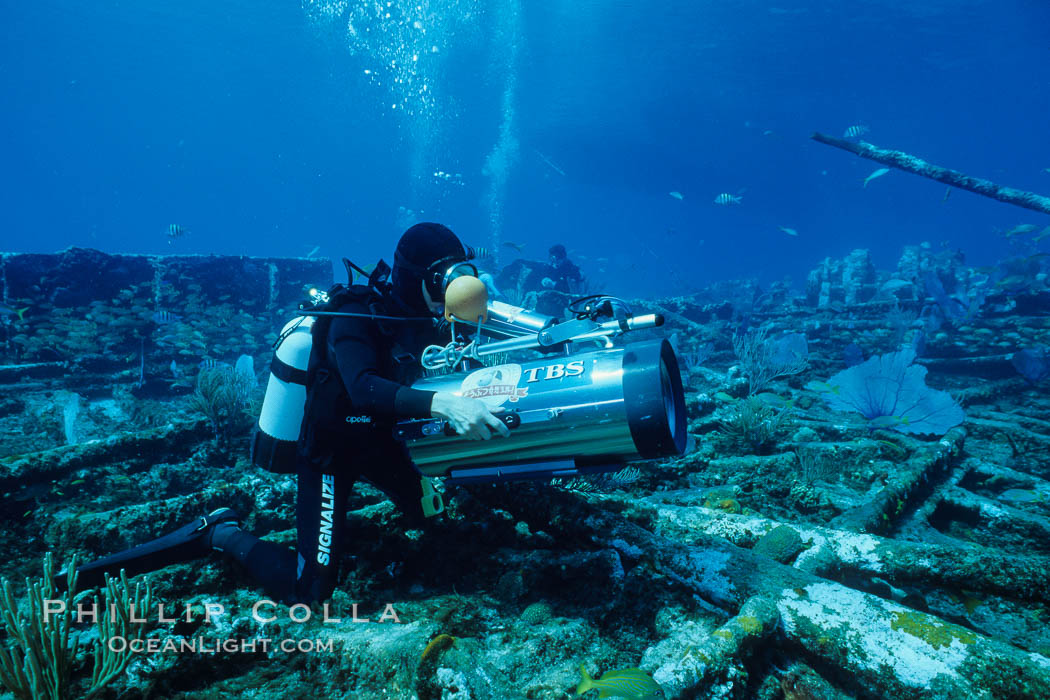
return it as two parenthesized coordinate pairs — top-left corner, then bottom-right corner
(2, 244), (1050, 699)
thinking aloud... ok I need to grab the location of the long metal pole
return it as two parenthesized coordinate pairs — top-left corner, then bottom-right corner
(811, 132), (1050, 216)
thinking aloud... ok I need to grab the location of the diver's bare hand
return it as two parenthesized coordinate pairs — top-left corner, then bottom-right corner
(430, 393), (511, 440)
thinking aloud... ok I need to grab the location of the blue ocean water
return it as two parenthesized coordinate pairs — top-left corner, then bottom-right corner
(2, 0), (1048, 298)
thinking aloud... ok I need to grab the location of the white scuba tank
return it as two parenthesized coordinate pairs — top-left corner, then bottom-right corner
(251, 315), (315, 472)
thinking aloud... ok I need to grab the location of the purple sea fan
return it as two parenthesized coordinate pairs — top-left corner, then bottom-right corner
(820, 348), (964, 436)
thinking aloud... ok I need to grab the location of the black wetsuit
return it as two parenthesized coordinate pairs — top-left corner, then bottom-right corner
(550, 258), (582, 293)
(229, 292), (444, 604)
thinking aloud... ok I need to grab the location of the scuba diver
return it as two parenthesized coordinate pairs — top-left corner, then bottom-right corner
(543, 244), (583, 294)
(59, 223), (510, 604)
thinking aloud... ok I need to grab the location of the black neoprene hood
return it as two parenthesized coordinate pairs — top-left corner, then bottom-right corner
(391, 223), (467, 312)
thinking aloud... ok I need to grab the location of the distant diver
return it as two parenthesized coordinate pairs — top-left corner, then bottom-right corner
(544, 244), (584, 294)
(59, 223), (510, 605)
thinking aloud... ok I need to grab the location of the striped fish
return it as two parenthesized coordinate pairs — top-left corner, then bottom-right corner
(576, 665), (661, 699)
(151, 310), (182, 325)
(714, 193), (742, 205)
(843, 124), (869, 139)
(167, 224), (188, 242)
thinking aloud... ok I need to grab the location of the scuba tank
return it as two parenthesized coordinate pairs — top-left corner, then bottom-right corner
(251, 259), (389, 473)
(250, 314), (315, 473)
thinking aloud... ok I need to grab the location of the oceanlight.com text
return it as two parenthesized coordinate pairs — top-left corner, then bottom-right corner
(106, 637), (338, 654)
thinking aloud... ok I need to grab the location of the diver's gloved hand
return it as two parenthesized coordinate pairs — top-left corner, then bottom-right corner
(541, 277), (556, 289)
(431, 393), (511, 441)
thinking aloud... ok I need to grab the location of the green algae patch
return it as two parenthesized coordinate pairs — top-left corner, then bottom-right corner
(704, 498), (742, 514)
(712, 629), (734, 642)
(890, 611), (977, 649)
(735, 615), (763, 635)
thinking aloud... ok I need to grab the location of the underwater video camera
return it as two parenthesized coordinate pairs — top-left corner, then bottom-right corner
(252, 273), (687, 489)
(396, 278), (687, 484)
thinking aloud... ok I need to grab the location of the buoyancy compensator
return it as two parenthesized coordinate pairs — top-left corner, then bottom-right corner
(250, 258), (430, 473)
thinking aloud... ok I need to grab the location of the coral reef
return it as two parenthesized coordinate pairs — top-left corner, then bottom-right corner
(1, 244), (1049, 698)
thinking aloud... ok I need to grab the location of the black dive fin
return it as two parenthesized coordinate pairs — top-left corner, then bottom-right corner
(56, 508), (240, 591)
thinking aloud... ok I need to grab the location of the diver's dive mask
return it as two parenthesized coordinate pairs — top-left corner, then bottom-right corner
(426, 257), (478, 301)
(395, 250), (478, 302)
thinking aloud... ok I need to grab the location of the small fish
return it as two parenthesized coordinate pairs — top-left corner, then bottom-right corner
(942, 187), (952, 203)
(152, 310), (182, 325)
(714, 193), (742, 205)
(714, 391), (737, 402)
(762, 129), (775, 136)
(502, 242), (526, 252)
(1003, 224), (1038, 237)
(843, 125), (870, 139)
(0, 304), (29, 321)
(996, 275), (1030, 289)
(169, 359), (181, 378)
(167, 224), (188, 242)
(999, 489), (1042, 504)
(878, 279), (913, 295)
(778, 226), (798, 237)
(576, 665), (661, 700)
(874, 439), (906, 456)
(199, 358), (220, 371)
(868, 415), (909, 429)
(863, 168), (891, 188)
(471, 246), (492, 259)
(70, 479), (85, 486)
(1033, 227), (1050, 244)
(755, 392), (794, 408)
(805, 381), (840, 395)
(421, 634), (456, 661)
(669, 191), (684, 200)
(305, 245), (321, 258)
